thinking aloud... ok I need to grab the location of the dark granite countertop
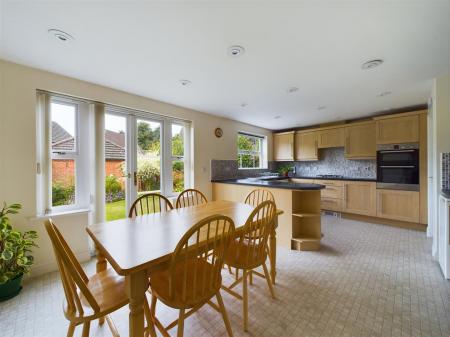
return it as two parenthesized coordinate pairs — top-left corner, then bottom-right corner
(290, 176), (377, 182)
(441, 189), (450, 199)
(211, 178), (325, 190)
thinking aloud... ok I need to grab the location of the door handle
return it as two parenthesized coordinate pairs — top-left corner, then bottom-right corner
(133, 172), (137, 186)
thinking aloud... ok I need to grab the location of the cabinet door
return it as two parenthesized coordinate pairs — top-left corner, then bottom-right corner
(376, 189), (420, 222)
(344, 122), (376, 159)
(376, 115), (419, 144)
(318, 127), (344, 148)
(343, 181), (376, 216)
(274, 133), (294, 161)
(295, 131), (318, 161)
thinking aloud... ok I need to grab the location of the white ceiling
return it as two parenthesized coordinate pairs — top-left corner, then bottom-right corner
(1, 0), (450, 130)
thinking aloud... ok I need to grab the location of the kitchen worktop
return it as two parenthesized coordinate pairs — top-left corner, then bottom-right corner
(211, 178), (325, 190)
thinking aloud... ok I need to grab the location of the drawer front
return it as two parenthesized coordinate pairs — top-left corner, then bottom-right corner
(321, 185), (343, 199)
(313, 179), (344, 187)
(321, 198), (342, 212)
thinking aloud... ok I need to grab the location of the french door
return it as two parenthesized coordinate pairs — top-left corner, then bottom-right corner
(105, 110), (190, 221)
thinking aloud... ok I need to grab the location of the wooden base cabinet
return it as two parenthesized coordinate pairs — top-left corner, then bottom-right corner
(343, 181), (376, 216)
(376, 189), (420, 223)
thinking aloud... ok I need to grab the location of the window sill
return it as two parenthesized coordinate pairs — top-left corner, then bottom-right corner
(238, 167), (269, 170)
(29, 208), (91, 221)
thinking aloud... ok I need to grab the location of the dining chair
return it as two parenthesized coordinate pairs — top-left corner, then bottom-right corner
(221, 200), (277, 332)
(44, 219), (156, 337)
(147, 215), (235, 337)
(244, 189), (275, 206)
(175, 188), (208, 208)
(129, 193), (173, 217)
(243, 189), (276, 284)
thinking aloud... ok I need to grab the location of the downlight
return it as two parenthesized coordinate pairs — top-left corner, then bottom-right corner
(48, 29), (74, 42)
(361, 59), (384, 70)
(228, 45), (245, 57)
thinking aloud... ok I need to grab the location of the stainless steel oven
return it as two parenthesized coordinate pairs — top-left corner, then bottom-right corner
(376, 144), (419, 191)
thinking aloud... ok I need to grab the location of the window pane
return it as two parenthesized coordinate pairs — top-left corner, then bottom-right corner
(52, 159), (75, 206)
(172, 124), (184, 157)
(237, 133), (263, 168)
(105, 114), (127, 221)
(172, 160), (184, 192)
(137, 120), (161, 193)
(51, 102), (76, 152)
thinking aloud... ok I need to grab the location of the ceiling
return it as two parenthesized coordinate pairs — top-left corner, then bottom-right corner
(1, 0), (449, 130)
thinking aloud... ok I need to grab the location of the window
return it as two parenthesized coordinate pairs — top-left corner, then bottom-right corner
(237, 132), (267, 169)
(172, 124), (185, 193)
(51, 101), (78, 208)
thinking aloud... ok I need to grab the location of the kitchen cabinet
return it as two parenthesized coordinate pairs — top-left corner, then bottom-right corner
(274, 132), (295, 161)
(344, 121), (376, 159)
(295, 131), (318, 161)
(314, 179), (344, 212)
(375, 114), (419, 144)
(343, 181), (376, 216)
(318, 127), (345, 148)
(376, 189), (419, 223)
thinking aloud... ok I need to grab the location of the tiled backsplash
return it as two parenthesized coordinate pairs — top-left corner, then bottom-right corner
(442, 153), (450, 189)
(211, 160), (276, 180)
(276, 148), (377, 179)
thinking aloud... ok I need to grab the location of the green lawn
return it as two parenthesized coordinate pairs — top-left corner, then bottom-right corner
(105, 199), (126, 221)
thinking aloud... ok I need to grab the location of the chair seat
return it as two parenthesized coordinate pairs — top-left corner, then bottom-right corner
(224, 241), (267, 270)
(149, 258), (221, 309)
(65, 268), (128, 320)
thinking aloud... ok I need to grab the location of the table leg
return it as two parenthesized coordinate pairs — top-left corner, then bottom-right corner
(269, 217), (278, 285)
(96, 248), (107, 325)
(126, 270), (147, 337)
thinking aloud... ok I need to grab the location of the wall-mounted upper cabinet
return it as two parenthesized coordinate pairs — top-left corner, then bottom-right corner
(344, 121), (376, 159)
(295, 131), (319, 161)
(318, 127), (345, 148)
(273, 132), (295, 161)
(375, 114), (419, 144)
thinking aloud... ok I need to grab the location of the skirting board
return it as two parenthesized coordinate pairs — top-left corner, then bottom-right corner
(25, 250), (91, 279)
(342, 213), (427, 232)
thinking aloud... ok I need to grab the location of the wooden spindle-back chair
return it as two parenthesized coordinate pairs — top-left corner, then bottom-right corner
(175, 188), (208, 208)
(148, 215), (235, 337)
(244, 189), (275, 207)
(221, 200), (277, 332)
(45, 219), (155, 337)
(128, 193), (173, 217)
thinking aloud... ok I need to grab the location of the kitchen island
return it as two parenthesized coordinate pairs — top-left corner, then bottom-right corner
(212, 178), (325, 251)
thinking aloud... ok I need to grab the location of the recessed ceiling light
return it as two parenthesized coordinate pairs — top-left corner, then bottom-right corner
(240, 103), (248, 108)
(274, 115), (282, 119)
(48, 29), (74, 42)
(318, 106), (327, 110)
(228, 45), (245, 57)
(377, 91), (392, 97)
(179, 79), (191, 86)
(287, 87), (299, 93)
(361, 59), (384, 70)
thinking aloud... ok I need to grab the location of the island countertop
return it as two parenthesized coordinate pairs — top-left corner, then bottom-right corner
(211, 178), (325, 190)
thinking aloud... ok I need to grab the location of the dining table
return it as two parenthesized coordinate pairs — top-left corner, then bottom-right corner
(86, 199), (283, 337)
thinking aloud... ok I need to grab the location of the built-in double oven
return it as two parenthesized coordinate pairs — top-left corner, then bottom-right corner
(376, 144), (419, 191)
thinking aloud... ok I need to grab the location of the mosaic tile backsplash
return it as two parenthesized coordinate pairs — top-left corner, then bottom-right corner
(442, 153), (450, 189)
(211, 160), (276, 180)
(276, 148), (377, 179)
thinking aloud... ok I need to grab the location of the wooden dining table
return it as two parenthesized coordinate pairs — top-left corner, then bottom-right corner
(86, 200), (283, 337)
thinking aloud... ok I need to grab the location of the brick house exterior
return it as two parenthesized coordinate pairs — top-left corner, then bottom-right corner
(52, 122), (125, 185)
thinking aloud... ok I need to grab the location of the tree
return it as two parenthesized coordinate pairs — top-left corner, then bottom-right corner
(137, 122), (160, 153)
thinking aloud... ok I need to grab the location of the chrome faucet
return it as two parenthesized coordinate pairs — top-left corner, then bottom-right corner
(292, 165), (296, 176)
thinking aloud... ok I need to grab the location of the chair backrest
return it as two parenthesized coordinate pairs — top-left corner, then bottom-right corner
(44, 219), (100, 316)
(244, 189), (275, 207)
(128, 193), (173, 217)
(175, 189), (208, 208)
(167, 215), (235, 306)
(236, 200), (277, 266)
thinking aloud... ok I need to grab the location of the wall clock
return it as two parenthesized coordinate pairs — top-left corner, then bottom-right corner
(214, 127), (223, 138)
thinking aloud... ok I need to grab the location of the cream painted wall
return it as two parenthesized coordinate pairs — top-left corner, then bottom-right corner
(0, 59), (273, 276)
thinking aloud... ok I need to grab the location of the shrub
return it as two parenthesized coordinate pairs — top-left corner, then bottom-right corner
(105, 175), (122, 195)
(52, 183), (75, 206)
(137, 160), (161, 191)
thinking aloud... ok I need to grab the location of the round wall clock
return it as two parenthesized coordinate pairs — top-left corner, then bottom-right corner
(214, 127), (223, 138)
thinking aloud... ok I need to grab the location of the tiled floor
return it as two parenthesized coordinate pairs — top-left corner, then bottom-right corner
(1, 215), (450, 337)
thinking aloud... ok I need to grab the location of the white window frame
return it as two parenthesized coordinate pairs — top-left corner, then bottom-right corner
(237, 131), (268, 169)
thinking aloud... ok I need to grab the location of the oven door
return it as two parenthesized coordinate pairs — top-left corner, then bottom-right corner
(377, 149), (419, 167)
(377, 166), (419, 185)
